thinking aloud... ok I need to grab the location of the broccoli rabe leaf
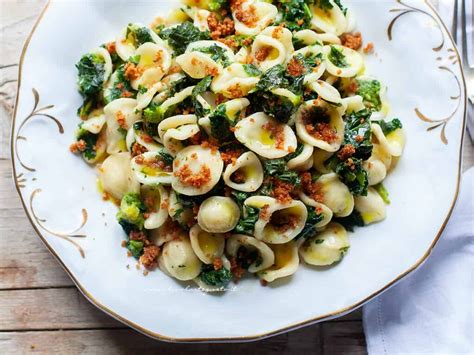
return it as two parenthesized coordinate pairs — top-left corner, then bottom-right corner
(374, 183), (390, 204)
(77, 96), (99, 119)
(234, 205), (260, 235)
(373, 118), (403, 135)
(335, 157), (368, 196)
(209, 104), (234, 142)
(160, 22), (211, 56)
(158, 151), (174, 166)
(236, 246), (262, 269)
(252, 65), (303, 122)
(258, 91), (301, 123)
(126, 24), (154, 46)
(105, 64), (136, 104)
(76, 53), (105, 97)
(76, 124), (98, 160)
(192, 76), (212, 117)
(116, 193), (146, 231)
(243, 64), (262, 77)
(256, 65), (289, 91)
(344, 109), (373, 160)
(192, 45), (232, 67)
(285, 142), (304, 161)
(295, 205), (324, 240)
(334, 210), (364, 232)
(263, 159), (301, 185)
(276, 0), (313, 31)
(356, 79), (382, 111)
(328, 45), (349, 68)
(200, 264), (232, 288)
(231, 190), (251, 212)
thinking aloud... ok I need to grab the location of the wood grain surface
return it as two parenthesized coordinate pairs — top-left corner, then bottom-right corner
(0, 0), (472, 353)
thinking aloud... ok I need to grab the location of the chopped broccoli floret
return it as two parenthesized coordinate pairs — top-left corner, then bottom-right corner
(127, 240), (144, 258)
(116, 193), (146, 231)
(356, 79), (382, 111)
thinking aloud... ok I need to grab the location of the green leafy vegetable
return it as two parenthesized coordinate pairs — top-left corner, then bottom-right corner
(193, 45), (232, 67)
(200, 265), (232, 288)
(295, 205), (324, 240)
(76, 124), (98, 160)
(374, 183), (390, 204)
(315, 0), (346, 13)
(344, 109), (373, 160)
(104, 64), (136, 104)
(160, 22), (211, 56)
(276, 0), (313, 31)
(256, 65), (289, 91)
(126, 24), (154, 46)
(263, 159), (301, 185)
(325, 109), (372, 196)
(356, 79), (382, 111)
(158, 151), (174, 166)
(285, 142), (304, 161)
(252, 65), (303, 122)
(243, 64), (262, 77)
(236, 246), (262, 269)
(373, 118), (403, 135)
(334, 210), (364, 232)
(192, 76), (212, 117)
(328, 45), (349, 68)
(234, 205), (260, 235)
(335, 157), (368, 196)
(76, 53), (105, 97)
(259, 90), (301, 123)
(127, 240), (144, 258)
(209, 104), (233, 142)
(209, 0), (228, 11)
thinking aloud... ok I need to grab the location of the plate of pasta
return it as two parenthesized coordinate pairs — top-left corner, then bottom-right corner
(12, 0), (466, 342)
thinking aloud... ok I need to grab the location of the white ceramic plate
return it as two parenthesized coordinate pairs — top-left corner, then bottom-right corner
(11, 0), (467, 342)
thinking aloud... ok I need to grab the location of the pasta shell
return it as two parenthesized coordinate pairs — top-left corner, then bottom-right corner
(141, 185), (169, 229)
(226, 234), (275, 273)
(131, 151), (173, 185)
(172, 145), (224, 196)
(235, 112), (297, 159)
(189, 224), (225, 264)
(299, 222), (349, 266)
(99, 152), (140, 201)
(258, 242), (299, 283)
(295, 100), (344, 152)
(245, 196), (307, 244)
(197, 196), (240, 233)
(223, 151), (264, 192)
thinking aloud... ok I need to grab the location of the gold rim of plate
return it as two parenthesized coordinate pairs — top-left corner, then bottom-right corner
(9, 0), (467, 343)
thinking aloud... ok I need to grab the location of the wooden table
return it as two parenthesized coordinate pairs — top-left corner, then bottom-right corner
(0, 1), (472, 353)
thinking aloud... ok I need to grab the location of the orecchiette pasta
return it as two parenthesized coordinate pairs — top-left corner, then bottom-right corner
(71, 0), (404, 291)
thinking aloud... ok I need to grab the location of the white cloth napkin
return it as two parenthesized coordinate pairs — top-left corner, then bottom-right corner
(362, 167), (474, 354)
